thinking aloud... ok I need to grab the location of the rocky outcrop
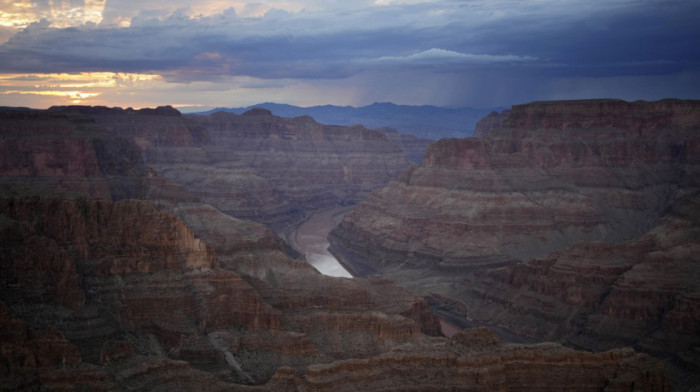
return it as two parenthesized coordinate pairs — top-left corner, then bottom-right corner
(0, 196), (443, 388)
(50, 105), (196, 150)
(0, 108), (179, 202)
(176, 109), (410, 232)
(44, 106), (413, 236)
(329, 99), (700, 390)
(296, 336), (668, 392)
(331, 99), (699, 272)
(474, 109), (510, 137)
(0, 109), (113, 199)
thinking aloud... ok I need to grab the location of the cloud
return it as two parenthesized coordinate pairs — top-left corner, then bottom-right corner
(0, 2), (544, 79)
(373, 48), (536, 65)
(0, 0), (698, 108)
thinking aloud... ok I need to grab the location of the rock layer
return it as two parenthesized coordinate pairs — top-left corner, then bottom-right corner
(179, 109), (410, 231)
(0, 196), (442, 388)
(0, 103), (676, 391)
(329, 99), (700, 390)
(44, 106), (413, 236)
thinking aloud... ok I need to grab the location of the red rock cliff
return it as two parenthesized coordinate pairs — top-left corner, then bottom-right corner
(0, 104), (675, 391)
(329, 99), (700, 390)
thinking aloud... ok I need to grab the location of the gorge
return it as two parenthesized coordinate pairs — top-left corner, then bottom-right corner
(329, 99), (700, 390)
(1, 99), (696, 391)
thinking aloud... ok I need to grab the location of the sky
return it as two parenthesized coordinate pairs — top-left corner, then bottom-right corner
(0, 0), (698, 111)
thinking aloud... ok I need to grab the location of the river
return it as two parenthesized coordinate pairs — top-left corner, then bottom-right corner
(293, 206), (476, 338)
(294, 206), (353, 278)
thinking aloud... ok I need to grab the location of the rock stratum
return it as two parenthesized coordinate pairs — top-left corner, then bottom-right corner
(38, 105), (411, 237)
(0, 104), (671, 391)
(329, 99), (700, 390)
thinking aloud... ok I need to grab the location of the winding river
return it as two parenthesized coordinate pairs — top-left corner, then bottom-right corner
(294, 206), (353, 278)
(293, 206), (472, 337)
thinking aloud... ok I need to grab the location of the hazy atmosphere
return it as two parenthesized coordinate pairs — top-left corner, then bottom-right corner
(1, 0), (699, 110)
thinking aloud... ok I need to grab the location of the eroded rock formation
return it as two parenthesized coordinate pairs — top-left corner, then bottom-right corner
(0, 103), (676, 391)
(329, 99), (700, 390)
(179, 109), (410, 231)
(0, 194), (662, 391)
(41, 105), (413, 236)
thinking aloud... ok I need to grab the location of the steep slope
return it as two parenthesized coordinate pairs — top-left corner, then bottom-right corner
(329, 99), (700, 389)
(0, 195), (444, 389)
(0, 197), (665, 391)
(0, 104), (672, 391)
(0, 108), (146, 200)
(47, 106), (411, 235)
(180, 109), (409, 228)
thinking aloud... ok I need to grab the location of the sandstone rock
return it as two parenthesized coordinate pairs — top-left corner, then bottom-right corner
(100, 340), (135, 363)
(329, 99), (700, 390)
(452, 327), (500, 347)
(0, 195), (450, 389)
(41, 105), (414, 237)
(474, 109), (511, 137)
(295, 335), (668, 392)
(177, 110), (411, 232)
(51, 105), (196, 150)
(0, 103), (677, 391)
(331, 99), (699, 272)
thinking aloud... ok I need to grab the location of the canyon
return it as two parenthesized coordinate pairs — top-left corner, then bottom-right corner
(0, 100), (692, 390)
(329, 99), (700, 390)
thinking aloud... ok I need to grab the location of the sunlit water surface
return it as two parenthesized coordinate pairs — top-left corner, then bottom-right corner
(294, 207), (353, 278)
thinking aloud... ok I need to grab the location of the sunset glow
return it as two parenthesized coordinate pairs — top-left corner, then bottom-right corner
(0, 72), (162, 105)
(0, 1), (697, 110)
(0, 0), (105, 31)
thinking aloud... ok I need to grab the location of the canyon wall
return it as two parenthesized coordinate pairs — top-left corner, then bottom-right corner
(45, 105), (412, 234)
(0, 196), (442, 390)
(179, 109), (410, 231)
(0, 104), (672, 390)
(329, 99), (700, 390)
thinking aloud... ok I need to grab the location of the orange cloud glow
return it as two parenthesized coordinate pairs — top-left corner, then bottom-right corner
(0, 72), (162, 105)
(0, 0), (105, 30)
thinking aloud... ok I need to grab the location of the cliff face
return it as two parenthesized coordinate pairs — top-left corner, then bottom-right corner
(45, 106), (412, 234)
(0, 104), (672, 391)
(329, 99), (700, 389)
(332, 99), (699, 270)
(175, 109), (410, 231)
(7, 194), (652, 392)
(0, 110), (115, 199)
(296, 332), (667, 392)
(0, 196), (443, 390)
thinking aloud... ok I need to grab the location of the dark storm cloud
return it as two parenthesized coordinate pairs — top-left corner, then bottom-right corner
(437, 1), (700, 79)
(1, 1), (694, 80)
(0, 0), (698, 107)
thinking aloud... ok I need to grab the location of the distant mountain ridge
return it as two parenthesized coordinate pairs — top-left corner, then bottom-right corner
(196, 102), (504, 139)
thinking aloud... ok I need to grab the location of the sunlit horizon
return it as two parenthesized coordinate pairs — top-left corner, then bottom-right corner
(0, 0), (698, 110)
